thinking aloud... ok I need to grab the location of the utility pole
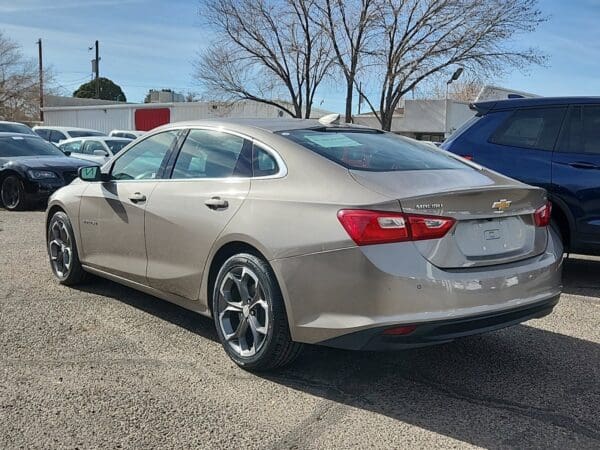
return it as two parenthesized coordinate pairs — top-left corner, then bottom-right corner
(94, 40), (100, 99)
(37, 38), (44, 122)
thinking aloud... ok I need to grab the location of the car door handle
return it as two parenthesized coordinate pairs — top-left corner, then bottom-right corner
(129, 192), (147, 203)
(204, 197), (229, 210)
(567, 161), (600, 170)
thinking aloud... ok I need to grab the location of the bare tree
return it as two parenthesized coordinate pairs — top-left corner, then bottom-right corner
(194, 0), (333, 118)
(356, 0), (546, 130)
(317, 0), (379, 122)
(0, 30), (43, 121)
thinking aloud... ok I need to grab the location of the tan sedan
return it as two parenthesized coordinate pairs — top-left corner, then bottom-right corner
(46, 118), (562, 370)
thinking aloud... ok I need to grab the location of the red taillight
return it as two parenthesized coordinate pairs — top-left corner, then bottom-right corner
(337, 209), (455, 246)
(407, 214), (456, 241)
(461, 154), (474, 161)
(534, 201), (552, 227)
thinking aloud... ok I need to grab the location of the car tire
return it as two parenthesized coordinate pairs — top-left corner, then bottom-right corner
(47, 211), (88, 285)
(1, 175), (29, 211)
(212, 253), (303, 371)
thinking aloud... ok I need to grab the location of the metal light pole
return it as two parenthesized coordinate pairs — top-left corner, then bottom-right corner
(445, 67), (464, 100)
(37, 38), (44, 122)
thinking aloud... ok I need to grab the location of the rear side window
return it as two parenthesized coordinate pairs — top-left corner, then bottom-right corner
(252, 144), (279, 177)
(69, 130), (104, 138)
(490, 107), (566, 151)
(558, 105), (600, 155)
(278, 129), (466, 171)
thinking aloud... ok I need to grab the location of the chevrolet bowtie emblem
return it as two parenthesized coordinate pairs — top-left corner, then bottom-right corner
(492, 199), (512, 211)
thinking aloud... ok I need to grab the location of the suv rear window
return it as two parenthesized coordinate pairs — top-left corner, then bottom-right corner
(490, 107), (566, 151)
(278, 129), (466, 172)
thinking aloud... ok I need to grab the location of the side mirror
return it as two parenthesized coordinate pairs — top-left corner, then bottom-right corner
(62, 150), (71, 156)
(93, 149), (109, 157)
(78, 166), (105, 182)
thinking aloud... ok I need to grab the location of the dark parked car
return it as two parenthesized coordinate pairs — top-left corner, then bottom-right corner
(442, 97), (600, 255)
(0, 121), (37, 135)
(0, 133), (96, 210)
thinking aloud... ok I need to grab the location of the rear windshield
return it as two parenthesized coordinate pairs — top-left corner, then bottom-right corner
(278, 128), (467, 171)
(105, 140), (130, 154)
(0, 136), (65, 157)
(69, 130), (105, 138)
(0, 123), (36, 135)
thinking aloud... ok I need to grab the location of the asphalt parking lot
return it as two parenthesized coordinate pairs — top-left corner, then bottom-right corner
(0, 209), (598, 449)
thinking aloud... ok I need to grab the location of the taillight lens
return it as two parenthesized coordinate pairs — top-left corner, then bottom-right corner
(461, 154), (474, 161)
(337, 209), (455, 246)
(534, 201), (552, 227)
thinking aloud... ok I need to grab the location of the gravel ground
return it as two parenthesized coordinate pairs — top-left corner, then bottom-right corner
(0, 209), (598, 449)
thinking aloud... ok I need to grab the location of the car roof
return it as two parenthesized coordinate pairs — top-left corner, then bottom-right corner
(110, 129), (144, 134)
(32, 125), (103, 132)
(0, 132), (42, 138)
(153, 118), (377, 134)
(472, 96), (600, 115)
(59, 136), (131, 144)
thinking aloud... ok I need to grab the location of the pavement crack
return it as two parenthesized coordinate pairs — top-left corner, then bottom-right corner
(405, 371), (600, 442)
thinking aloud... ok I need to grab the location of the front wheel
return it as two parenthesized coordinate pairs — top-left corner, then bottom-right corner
(47, 211), (88, 285)
(1, 175), (28, 211)
(212, 253), (303, 371)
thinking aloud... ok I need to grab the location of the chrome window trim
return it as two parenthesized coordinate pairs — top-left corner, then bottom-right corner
(102, 125), (288, 183)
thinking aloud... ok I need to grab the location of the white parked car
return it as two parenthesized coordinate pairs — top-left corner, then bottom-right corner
(58, 136), (132, 164)
(33, 126), (106, 144)
(109, 129), (145, 140)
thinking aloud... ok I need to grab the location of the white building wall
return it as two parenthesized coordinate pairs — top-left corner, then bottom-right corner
(42, 100), (329, 132)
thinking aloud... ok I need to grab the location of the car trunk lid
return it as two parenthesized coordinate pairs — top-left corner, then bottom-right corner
(350, 168), (548, 268)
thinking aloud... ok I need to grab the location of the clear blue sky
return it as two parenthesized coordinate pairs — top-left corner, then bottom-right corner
(1, 0), (599, 111)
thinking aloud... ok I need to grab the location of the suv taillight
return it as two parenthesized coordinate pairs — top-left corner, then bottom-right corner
(534, 201), (552, 227)
(337, 209), (455, 246)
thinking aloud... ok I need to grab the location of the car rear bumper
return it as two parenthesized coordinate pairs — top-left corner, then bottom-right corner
(319, 294), (559, 350)
(271, 228), (563, 346)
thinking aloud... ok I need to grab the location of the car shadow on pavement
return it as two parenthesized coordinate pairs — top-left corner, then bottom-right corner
(264, 327), (600, 449)
(73, 271), (599, 449)
(73, 277), (219, 343)
(562, 255), (600, 298)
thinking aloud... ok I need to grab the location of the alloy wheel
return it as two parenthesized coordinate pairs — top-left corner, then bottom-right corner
(1, 177), (20, 209)
(216, 266), (270, 357)
(48, 219), (73, 278)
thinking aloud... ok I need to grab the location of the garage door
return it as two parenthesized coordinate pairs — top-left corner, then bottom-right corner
(135, 108), (170, 131)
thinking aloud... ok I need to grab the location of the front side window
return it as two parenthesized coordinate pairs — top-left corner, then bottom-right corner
(111, 131), (178, 180)
(278, 128), (467, 171)
(60, 141), (82, 154)
(558, 105), (600, 155)
(171, 129), (248, 179)
(490, 107), (566, 151)
(83, 140), (106, 155)
(105, 140), (130, 155)
(34, 129), (50, 140)
(49, 130), (67, 143)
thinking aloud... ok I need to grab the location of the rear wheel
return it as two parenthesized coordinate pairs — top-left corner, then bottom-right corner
(212, 253), (303, 371)
(1, 175), (28, 211)
(47, 211), (88, 285)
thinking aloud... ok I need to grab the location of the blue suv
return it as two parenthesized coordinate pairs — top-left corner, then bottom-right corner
(442, 97), (600, 255)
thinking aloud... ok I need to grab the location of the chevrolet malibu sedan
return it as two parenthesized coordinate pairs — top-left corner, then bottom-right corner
(45, 118), (563, 370)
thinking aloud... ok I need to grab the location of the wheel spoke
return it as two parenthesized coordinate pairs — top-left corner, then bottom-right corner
(216, 264), (270, 359)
